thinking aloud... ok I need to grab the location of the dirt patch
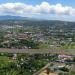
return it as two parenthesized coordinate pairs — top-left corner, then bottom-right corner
(39, 70), (58, 75)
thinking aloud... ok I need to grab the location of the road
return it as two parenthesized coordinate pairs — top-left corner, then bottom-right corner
(33, 62), (50, 75)
(33, 62), (64, 75)
(0, 48), (75, 55)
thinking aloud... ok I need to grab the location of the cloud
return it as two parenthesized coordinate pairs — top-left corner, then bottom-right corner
(0, 2), (75, 17)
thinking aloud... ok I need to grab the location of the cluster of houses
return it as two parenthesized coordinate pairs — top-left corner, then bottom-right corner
(5, 31), (32, 40)
(1, 24), (75, 49)
(0, 31), (33, 48)
(56, 54), (74, 63)
(17, 32), (32, 40)
(39, 54), (75, 75)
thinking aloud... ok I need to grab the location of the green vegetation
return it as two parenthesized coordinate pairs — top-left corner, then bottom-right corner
(0, 53), (51, 75)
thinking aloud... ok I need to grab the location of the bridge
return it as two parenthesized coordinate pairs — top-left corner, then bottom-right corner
(0, 48), (75, 55)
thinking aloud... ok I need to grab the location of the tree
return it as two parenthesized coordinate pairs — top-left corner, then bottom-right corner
(46, 68), (50, 75)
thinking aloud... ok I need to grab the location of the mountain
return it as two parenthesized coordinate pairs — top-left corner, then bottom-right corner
(0, 15), (30, 20)
(0, 15), (74, 23)
(0, 15), (49, 21)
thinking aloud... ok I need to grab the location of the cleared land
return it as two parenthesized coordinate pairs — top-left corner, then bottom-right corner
(39, 70), (58, 75)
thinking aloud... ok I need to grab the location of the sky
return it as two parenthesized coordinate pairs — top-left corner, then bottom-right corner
(0, 0), (75, 21)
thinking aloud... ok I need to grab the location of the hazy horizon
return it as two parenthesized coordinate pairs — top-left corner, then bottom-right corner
(0, 0), (75, 21)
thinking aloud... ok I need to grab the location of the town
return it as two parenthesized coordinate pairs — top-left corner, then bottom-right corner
(0, 20), (75, 49)
(0, 20), (75, 75)
(0, 0), (75, 75)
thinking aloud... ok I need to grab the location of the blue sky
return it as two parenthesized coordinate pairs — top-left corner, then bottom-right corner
(0, 0), (75, 21)
(0, 0), (74, 7)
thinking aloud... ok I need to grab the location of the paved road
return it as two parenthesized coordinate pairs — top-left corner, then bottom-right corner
(0, 48), (75, 55)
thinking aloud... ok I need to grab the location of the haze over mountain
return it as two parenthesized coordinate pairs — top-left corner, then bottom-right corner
(0, 1), (75, 21)
(0, 15), (74, 22)
(0, 15), (46, 21)
(0, 15), (28, 20)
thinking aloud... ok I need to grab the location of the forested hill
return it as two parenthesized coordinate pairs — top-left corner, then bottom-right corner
(0, 19), (75, 29)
